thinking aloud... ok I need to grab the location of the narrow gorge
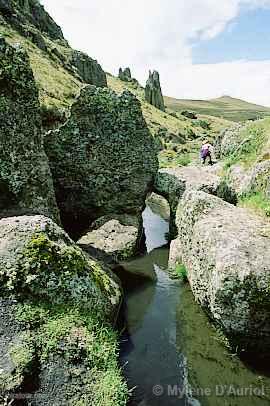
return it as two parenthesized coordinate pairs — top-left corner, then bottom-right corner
(0, 1), (270, 405)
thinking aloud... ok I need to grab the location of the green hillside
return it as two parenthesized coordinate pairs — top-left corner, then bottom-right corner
(165, 95), (270, 122)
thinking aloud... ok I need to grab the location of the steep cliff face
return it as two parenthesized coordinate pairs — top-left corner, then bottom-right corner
(0, 37), (59, 221)
(45, 86), (158, 234)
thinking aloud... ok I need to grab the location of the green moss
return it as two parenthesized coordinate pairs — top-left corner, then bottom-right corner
(2, 232), (87, 297)
(170, 263), (188, 281)
(0, 332), (35, 392)
(15, 302), (128, 404)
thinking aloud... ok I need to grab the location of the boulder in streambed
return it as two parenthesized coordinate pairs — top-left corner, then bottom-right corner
(78, 214), (142, 261)
(45, 86), (158, 234)
(0, 37), (59, 222)
(175, 189), (270, 350)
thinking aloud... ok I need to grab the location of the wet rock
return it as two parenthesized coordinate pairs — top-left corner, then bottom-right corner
(145, 70), (165, 111)
(168, 238), (182, 268)
(176, 190), (270, 349)
(78, 215), (141, 261)
(0, 38), (59, 221)
(45, 86), (158, 234)
(70, 49), (107, 87)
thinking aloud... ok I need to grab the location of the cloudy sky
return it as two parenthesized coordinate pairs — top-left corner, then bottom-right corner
(42, 0), (270, 106)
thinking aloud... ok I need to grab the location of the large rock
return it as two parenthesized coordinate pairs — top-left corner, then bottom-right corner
(0, 215), (124, 403)
(45, 86), (158, 234)
(70, 50), (107, 87)
(176, 190), (270, 349)
(78, 214), (141, 261)
(145, 70), (165, 111)
(0, 215), (121, 315)
(0, 38), (59, 222)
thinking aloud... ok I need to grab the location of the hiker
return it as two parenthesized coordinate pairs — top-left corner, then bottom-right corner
(200, 141), (214, 165)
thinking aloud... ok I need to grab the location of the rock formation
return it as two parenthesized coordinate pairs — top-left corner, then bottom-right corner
(70, 50), (107, 87)
(0, 37), (59, 221)
(118, 67), (132, 82)
(175, 190), (270, 350)
(145, 70), (165, 111)
(45, 86), (158, 234)
(0, 0), (65, 41)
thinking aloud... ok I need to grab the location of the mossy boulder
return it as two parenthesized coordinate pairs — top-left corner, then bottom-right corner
(45, 86), (158, 234)
(176, 190), (270, 350)
(0, 215), (126, 403)
(0, 215), (121, 316)
(0, 37), (59, 221)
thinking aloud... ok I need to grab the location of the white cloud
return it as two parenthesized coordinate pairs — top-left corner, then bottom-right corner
(41, 0), (270, 106)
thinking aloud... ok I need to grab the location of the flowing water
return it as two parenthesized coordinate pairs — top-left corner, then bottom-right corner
(119, 201), (270, 406)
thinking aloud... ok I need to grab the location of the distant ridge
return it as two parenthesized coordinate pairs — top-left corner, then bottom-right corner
(165, 95), (270, 122)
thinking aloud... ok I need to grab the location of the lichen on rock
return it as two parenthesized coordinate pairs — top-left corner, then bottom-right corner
(45, 85), (158, 234)
(175, 189), (270, 350)
(0, 37), (59, 222)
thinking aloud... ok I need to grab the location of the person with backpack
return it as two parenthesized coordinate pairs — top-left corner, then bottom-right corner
(200, 141), (214, 165)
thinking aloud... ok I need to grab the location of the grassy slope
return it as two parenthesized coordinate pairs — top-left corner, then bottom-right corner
(107, 75), (232, 167)
(221, 118), (270, 218)
(165, 95), (270, 122)
(1, 25), (81, 110)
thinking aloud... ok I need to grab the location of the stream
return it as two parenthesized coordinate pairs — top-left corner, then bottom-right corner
(119, 198), (270, 406)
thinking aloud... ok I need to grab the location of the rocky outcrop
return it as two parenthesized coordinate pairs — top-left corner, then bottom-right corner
(0, 38), (59, 221)
(119, 67), (132, 82)
(78, 214), (141, 261)
(0, 0), (65, 42)
(145, 70), (165, 111)
(70, 50), (107, 87)
(175, 190), (270, 349)
(0, 215), (124, 403)
(45, 86), (158, 234)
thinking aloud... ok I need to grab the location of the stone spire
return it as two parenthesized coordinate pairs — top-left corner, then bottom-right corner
(145, 70), (165, 111)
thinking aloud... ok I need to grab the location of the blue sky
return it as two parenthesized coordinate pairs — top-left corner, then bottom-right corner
(192, 8), (270, 64)
(42, 0), (270, 106)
